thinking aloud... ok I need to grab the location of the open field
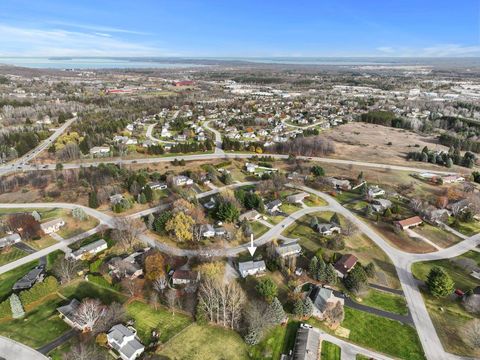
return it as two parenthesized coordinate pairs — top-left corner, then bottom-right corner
(126, 300), (192, 344)
(251, 220), (270, 238)
(157, 323), (250, 360)
(0, 260), (39, 302)
(413, 223), (462, 248)
(320, 340), (341, 360)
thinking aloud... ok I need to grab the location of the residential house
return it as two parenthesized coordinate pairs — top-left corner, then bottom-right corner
(309, 286), (345, 320)
(203, 198), (216, 210)
(214, 227), (227, 237)
(292, 326), (321, 360)
(367, 185), (385, 198)
(107, 324), (145, 360)
(394, 216), (423, 230)
(12, 266), (45, 291)
(89, 146), (110, 156)
(239, 209), (261, 222)
(176, 134), (187, 142)
(286, 192), (309, 204)
(325, 177), (351, 190)
(371, 199), (392, 213)
(146, 182), (167, 190)
(110, 194), (124, 205)
(40, 218), (65, 235)
(275, 242), (302, 258)
(245, 163), (258, 173)
(442, 175), (465, 184)
(200, 224), (215, 238)
(70, 239), (108, 260)
(315, 223), (341, 236)
(334, 254), (358, 278)
(0, 233), (21, 249)
(266, 199), (282, 215)
(57, 298), (90, 332)
(172, 270), (200, 285)
(108, 249), (148, 280)
(424, 208), (450, 224)
(238, 260), (267, 278)
(173, 175), (193, 187)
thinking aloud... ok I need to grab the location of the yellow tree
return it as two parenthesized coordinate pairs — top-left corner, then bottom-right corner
(144, 251), (166, 281)
(165, 212), (195, 242)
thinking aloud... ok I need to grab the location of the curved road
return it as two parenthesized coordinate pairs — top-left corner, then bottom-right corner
(0, 335), (49, 360)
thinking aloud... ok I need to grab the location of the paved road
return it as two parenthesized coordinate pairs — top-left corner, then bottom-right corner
(0, 116), (77, 176)
(36, 329), (77, 355)
(145, 123), (177, 145)
(369, 283), (404, 296)
(0, 335), (49, 360)
(203, 120), (224, 154)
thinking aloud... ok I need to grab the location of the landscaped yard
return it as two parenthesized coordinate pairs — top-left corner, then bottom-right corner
(448, 218), (480, 237)
(0, 296), (70, 348)
(341, 307), (425, 360)
(355, 289), (408, 315)
(25, 236), (58, 250)
(157, 323), (250, 360)
(126, 300), (192, 344)
(0, 247), (27, 266)
(320, 340), (341, 360)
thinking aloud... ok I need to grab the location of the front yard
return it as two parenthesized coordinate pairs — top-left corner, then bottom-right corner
(354, 289), (408, 315)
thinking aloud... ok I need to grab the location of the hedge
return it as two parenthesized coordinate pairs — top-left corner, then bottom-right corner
(0, 300), (10, 318)
(19, 276), (59, 306)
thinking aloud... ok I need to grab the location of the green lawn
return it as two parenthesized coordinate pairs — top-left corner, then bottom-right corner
(0, 260), (39, 302)
(59, 280), (126, 305)
(0, 247), (27, 266)
(448, 217), (480, 237)
(280, 203), (302, 215)
(413, 224), (462, 248)
(249, 322), (299, 360)
(341, 307), (425, 360)
(356, 289), (408, 315)
(126, 300), (192, 344)
(251, 221), (270, 238)
(303, 195), (328, 207)
(157, 323), (249, 360)
(320, 341), (341, 360)
(0, 296), (70, 348)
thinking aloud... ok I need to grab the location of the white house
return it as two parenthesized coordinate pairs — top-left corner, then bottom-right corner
(238, 260), (266, 278)
(107, 324), (145, 360)
(315, 223), (341, 236)
(245, 163), (258, 173)
(173, 175), (193, 187)
(200, 224), (215, 238)
(286, 192), (309, 204)
(0, 233), (21, 249)
(40, 218), (65, 235)
(70, 239), (108, 260)
(367, 185), (385, 198)
(89, 146), (110, 156)
(172, 270), (200, 285)
(239, 209), (261, 222)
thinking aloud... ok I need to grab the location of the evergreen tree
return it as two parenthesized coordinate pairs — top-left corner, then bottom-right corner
(88, 191), (99, 209)
(143, 185), (154, 202)
(268, 297), (286, 324)
(138, 193), (147, 204)
(293, 298), (304, 317)
(309, 256), (319, 277)
(147, 213), (155, 230)
(324, 264), (337, 285)
(303, 297), (314, 318)
(344, 265), (368, 293)
(426, 266), (455, 298)
(316, 257), (326, 282)
(330, 213), (340, 225)
(244, 327), (261, 345)
(365, 262), (376, 278)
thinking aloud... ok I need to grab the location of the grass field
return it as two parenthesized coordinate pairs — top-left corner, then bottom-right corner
(126, 300), (192, 344)
(341, 307), (425, 360)
(249, 322), (299, 360)
(356, 289), (408, 315)
(0, 247), (26, 266)
(413, 224), (462, 248)
(157, 323), (249, 360)
(320, 341), (341, 360)
(448, 218), (480, 237)
(59, 280), (126, 304)
(251, 221), (270, 238)
(0, 296), (70, 348)
(303, 195), (328, 207)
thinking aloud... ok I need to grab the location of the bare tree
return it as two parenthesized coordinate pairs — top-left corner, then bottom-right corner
(450, 202), (465, 218)
(95, 302), (126, 334)
(165, 288), (178, 315)
(324, 301), (344, 326)
(121, 278), (143, 297)
(53, 258), (80, 284)
(342, 219), (358, 237)
(153, 276), (167, 294)
(462, 318), (480, 349)
(75, 298), (104, 332)
(111, 217), (145, 251)
(63, 343), (104, 360)
(463, 294), (480, 315)
(409, 198), (423, 213)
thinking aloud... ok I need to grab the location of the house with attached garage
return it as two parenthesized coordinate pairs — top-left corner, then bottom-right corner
(308, 285), (344, 320)
(12, 266), (45, 291)
(173, 175), (194, 187)
(275, 242), (302, 259)
(70, 239), (108, 260)
(57, 298), (94, 332)
(40, 218), (65, 235)
(239, 209), (261, 222)
(200, 224), (215, 238)
(89, 146), (110, 156)
(107, 324), (145, 360)
(286, 192), (309, 204)
(367, 185), (385, 198)
(172, 270), (200, 285)
(266, 199), (282, 215)
(0, 233), (21, 249)
(371, 198), (392, 213)
(292, 325), (321, 360)
(314, 223), (341, 236)
(394, 216), (423, 231)
(238, 260), (267, 278)
(333, 254), (358, 278)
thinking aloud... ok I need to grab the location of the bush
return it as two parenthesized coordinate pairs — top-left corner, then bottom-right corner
(0, 300), (11, 318)
(19, 276), (59, 306)
(10, 294), (24, 319)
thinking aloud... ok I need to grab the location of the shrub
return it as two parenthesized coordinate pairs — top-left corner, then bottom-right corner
(10, 294), (24, 319)
(0, 300), (11, 318)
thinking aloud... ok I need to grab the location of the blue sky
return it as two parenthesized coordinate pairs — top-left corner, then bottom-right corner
(0, 0), (479, 57)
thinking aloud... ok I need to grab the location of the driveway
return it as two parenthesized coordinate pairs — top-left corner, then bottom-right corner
(36, 329), (77, 354)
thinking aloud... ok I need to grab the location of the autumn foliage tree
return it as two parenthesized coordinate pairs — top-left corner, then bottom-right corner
(144, 251), (166, 281)
(7, 213), (41, 240)
(165, 212), (195, 242)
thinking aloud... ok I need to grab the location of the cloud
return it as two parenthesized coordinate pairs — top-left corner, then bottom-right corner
(376, 44), (480, 57)
(0, 24), (168, 56)
(47, 21), (150, 36)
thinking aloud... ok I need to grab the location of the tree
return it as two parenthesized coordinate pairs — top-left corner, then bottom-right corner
(256, 277), (278, 303)
(324, 301), (344, 326)
(121, 278), (143, 297)
(75, 298), (104, 332)
(7, 213), (41, 240)
(309, 256), (319, 277)
(303, 297), (313, 318)
(111, 217), (145, 251)
(463, 319), (480, 349)
(216, 201), (240, 222)
(343, 219), (358, 236)
(143, 185), (153, 202)
(144, 251), (165, 281)
(95, 302), (126, 334)
(153, 276), (168, 294)
(267, 297), (286, 324)
(293, 298), (304, 317)
(53, 258), (80, 284)
(310, 216), (319, 229)
(165, 212), (195, 242)
(63, 343), (104, 360)
(153, 211), (172, 233)
(330, 213), (340, 225)
(146, 213), (155, 230)
(311, 165), (325, 177)
(72, 207), (87, 221)
(463, 294), (480, 314)
(364, 262), (376, 278)
(426, 266), (454, 297)
(165, 288), (178, 315)
(344, 265), (368, 293)
(10, 293), (24, 319)
(88, 191), (99, 209)
(324, 263), (337, 285)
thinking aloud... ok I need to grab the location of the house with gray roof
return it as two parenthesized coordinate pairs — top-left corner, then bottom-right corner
(57, 298), (90, 332)
(292, 326), (320, 360)
(40, 218), (65, 235)
(314, 223), (341, 236)
(12, 266), (45, 291)
(107, 324), (145, 360)
(275, 242), (302, 258)
(238, 260), (266, 278)
(0, 233), (21, 249)
(308, 286), (344, 320)
(286, 192), (309, 204)
(371, 198), (392, 213)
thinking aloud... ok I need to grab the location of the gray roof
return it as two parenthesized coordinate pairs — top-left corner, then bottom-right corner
(200, 224), (215, 233)
(266, 199), (282, 209)
(275, 242), (302, 257)
(57, 298), (83, 326)
(292, 327), (320, 360)
(238, 260), (266, 274)
(40, 218), (64, 230)
(0, 233), (21, 247)
(13, 266), (44, 290)
(309, 286), (334, 312)
(71, 239), (107, 258)
(108, 324), (144, 359)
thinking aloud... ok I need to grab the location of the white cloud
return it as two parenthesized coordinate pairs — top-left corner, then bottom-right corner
(47, 21), (151, 36)
(376, 44), (480, 57)
(0, 24), (167, 56)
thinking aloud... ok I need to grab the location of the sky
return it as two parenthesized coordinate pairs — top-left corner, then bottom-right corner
(0, 0), (479, 57)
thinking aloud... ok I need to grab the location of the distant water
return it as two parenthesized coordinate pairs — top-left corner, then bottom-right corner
(0, 57), (206, 69)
